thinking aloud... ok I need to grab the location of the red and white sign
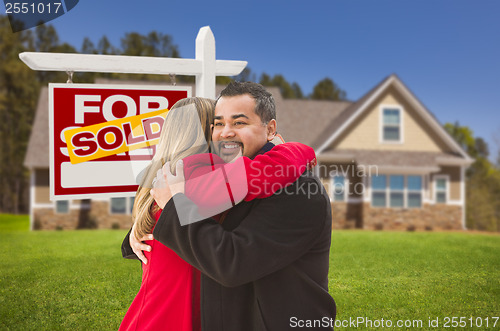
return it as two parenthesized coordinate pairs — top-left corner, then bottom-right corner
(49, 84), (191, 200)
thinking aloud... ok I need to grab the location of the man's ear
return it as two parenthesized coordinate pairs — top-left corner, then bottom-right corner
(266, 119), (277, 141)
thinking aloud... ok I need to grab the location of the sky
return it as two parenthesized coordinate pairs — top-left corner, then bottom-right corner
(4, 0), (500, 160)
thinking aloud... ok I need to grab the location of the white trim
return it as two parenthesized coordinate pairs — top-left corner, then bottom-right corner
(433, 175), (450, 204)
(447, 200), (464, 206)
(347, 198), (363, 204)
(436, 156), (474, 166)
(19, 53), (246, 77)
(33, 203), (55, 208)
(29, 170), (35, 231)
(317, 153), (355, 163)
(379, 105), (404, 144)
(363, 175), (371, 202)
(316, 75), (473, 163)
(316, 76), (395, 154)
(461, 166), (467, 230)
(375, 165), (441, 174)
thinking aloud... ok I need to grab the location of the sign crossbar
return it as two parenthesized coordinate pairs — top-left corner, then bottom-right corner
(19, 26), (247, 99)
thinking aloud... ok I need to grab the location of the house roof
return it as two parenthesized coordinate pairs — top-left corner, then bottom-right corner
(315, 74), (473, 163)
(277, 99), (351, 146)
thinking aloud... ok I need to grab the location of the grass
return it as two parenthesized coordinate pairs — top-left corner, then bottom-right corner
(0, 213), (30, 232)
(0, 214), (499, 330)
(329, 231), (499, 329)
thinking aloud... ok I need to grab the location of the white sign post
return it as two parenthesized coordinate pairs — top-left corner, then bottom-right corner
(19, 26), (247, 99)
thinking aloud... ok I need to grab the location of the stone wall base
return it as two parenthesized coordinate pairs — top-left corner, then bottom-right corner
(331, 202), (463, 231)
(35, 201), (463, 231)
(331, 202), (361, 229)
(33, 202), (133, 230)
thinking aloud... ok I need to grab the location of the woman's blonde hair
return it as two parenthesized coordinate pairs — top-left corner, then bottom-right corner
(132, 97), (215, 239)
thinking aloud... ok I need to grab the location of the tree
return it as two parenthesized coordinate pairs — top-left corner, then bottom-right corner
(33, 24), (76, 83)
(0, 17), (80, 213)
(119, 31), (183, 82)
(0, 15), (38, 213)
(310, 77), (346, 101)
(444, 122), (476, 157)
(81, 37), (96, 54)
(259, 73), (303, 99)
(97, 35), (116, 55)
(445, 122), (500, 231)
(291, 82), (303, 99)
(475, 137), (489, 159)
(233, 67), (256, 82)
(121, 31), (180, 58)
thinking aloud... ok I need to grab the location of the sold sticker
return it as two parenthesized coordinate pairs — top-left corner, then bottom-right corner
(64, 108), (168, 164)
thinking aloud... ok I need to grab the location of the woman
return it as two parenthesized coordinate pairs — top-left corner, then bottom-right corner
(120, 97), (316, 331)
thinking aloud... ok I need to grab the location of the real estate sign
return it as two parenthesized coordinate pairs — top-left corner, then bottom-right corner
(49, 84), (190, 200)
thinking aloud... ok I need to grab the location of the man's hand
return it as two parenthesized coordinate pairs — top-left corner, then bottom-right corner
(150, 161), (186, 209)
(129, 222), (153, 264)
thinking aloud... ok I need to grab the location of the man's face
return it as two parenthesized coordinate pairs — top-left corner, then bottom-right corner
(212, 94), (276, 162)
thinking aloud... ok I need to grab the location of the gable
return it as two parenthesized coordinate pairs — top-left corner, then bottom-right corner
(327, 86), (455, 154)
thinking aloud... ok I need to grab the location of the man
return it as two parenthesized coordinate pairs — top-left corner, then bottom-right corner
(123, 82), (336, 330)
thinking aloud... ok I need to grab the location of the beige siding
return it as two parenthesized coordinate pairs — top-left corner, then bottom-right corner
(334, 87), (452, 153)
(35, 186), (51, 204)
(34, 168), (51, 204)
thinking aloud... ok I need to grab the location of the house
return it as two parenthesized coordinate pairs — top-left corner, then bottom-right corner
(24, 75), (473, 231)
(279, 74), (473, 230)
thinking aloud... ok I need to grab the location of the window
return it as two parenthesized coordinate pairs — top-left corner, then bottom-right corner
(371, 175), (422, 208)
(55, 200), (69, 214)
(331, 175), (347, 201)
(435, 177), (448, 204)
(371, 175), (387, 207)
(382, 108), (402, 142)
(111, 197), (127, 214)
(129, 197), (135, 214)
(110, 197), (135, 214)
(407, 176), (422, 208)
(389, 175), (404, 207)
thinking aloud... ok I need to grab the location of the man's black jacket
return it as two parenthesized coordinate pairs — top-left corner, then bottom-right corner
(122, 171), (336, 330)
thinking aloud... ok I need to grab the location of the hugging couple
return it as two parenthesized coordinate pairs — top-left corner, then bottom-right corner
(120, 82), (336, 330)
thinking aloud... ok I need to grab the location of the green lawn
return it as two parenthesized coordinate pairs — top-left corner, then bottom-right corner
(0, 214), (499, 330)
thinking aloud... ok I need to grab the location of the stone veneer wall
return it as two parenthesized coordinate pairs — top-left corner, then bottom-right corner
(33, 202), (134, 230)
(34, 208), (80, 230)
(362, 203), (463, 231)
(331, 202), (362, 229)
(89, 201), (134, 229)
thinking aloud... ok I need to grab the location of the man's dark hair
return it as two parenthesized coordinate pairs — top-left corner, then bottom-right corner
(217, 82), (276, 124)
